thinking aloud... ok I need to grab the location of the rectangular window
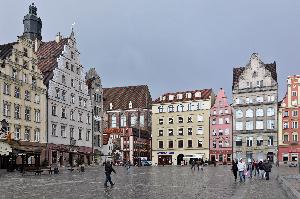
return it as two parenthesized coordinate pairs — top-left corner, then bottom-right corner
(61, 108), (66, 119)
(178, 128), (183, 136)
(187, 116), (193, 123)
(197, 127), (203, 135)
(35, 109), (40, 122)
(268, 136), (274, 146)
(3, 83), (10, 95)
(236, 122), (243, 130)
(247, 137), (253, 147)
(284, 111), (289, 117)
(292, 91), (297, 96)
(14, 87), (20, 98)
(178, 140), (183, 148)
(159, 118), (163, 125)
(24, 129), (30, 141)
(14, 104), (20, 119)
(86, 130), (90, 141)
(14, 127), (20, 140)
(283, 134), (289, 142)
(188, 128), (193, 135)
(219, 118), (223, 124)
(283, 154), (289, 162)
(256, 96), (264, 103)
(70, 127), (74, 139)
(140, 115), (144, 127)
(3, 102), (10, 117)
(169, 118), (174, 124)
(284, 122), (289, 129)
(236, 137), (242, 146)
(168, 141), (173, 149)
(257, 138), (263, 146)
(219, 141), (223, 148)
(61, 126), (66, 137)
(168, 129), (174, 136)
(159, 141), (163, 149)
(197, 115), (203, 122)
(246, 121), (253, 130)
(198, 140), (203, 148)
(212, 118), (216, 125)
(188, 140), (193, 148)
(25, 107), (31, 121)
(79, 129), (82, 140)
(267, 120), (275, 129)
(292, 110), (298, 117)
(25, 90), (30, 101)
(212, 141), (216, 148)
(52, 106), (56, 116)
(34, 129), (40, 142)
(52, 124), (57, 136)
(225, 118), (230, 124)
(293, 134), (298, 142)
(218, 129), (223, 136)
(292, 121), (298, 129)
(256, 121), (264, 130)
(158, 130), (163, 136)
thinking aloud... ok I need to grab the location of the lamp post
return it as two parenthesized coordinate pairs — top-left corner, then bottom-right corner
(70, 137), (76, 170)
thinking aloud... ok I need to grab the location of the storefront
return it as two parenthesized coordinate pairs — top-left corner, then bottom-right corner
(157, 152), (174, 165)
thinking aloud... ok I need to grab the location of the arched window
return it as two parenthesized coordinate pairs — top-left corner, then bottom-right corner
(256, 109), (264, 117)
(246, 109), (253, 118)
(236, 110), (243, 119)
(120, 113), (126, 127)
(111, 114), (117, 128)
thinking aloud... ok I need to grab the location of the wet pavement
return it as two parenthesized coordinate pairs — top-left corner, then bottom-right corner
(0, 165), (290, 199)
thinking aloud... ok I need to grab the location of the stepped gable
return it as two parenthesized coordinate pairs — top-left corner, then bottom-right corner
(153, 88), (212, 103)
(36, 38), (68, 85)
(0, 42), (17, 60)
(103, 85), (151, 111)
(232, 62), (277, 88)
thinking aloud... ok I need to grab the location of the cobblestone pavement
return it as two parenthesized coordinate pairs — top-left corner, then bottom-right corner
(277, 165), (300, 193)
(0, 165), (290, 199)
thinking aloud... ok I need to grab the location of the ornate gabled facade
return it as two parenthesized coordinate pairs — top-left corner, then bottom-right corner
(232, 53), (278, 162)
(37, 30), (92, 166)
(152, 89), (214, 165)
(0, 4), (47, 168)
(278, 75), (300, 163)
(210, 88), (233, 164)
(86, 68), (104, 163)
(103, 85), (152, 165)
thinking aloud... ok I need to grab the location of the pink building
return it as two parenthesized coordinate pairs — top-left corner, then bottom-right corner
(210, 88), (233, 164)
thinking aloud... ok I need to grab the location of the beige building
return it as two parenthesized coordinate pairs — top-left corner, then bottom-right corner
(0, 4), (47, 168)
(152, 89), (214, 165)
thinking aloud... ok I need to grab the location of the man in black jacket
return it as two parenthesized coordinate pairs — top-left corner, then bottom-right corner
(263, 159), (272, 180)
(104, 161), (116, 187)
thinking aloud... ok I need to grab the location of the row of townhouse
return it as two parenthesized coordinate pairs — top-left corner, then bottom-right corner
(0, 4), (104, 169)
(151, 53), (300, 166)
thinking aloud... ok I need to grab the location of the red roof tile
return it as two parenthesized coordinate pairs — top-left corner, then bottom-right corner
(0, 42), (17, 60)
(153, 88), (213, 104)
(36, 38), (68, 85)
(103, 85), (152, 111)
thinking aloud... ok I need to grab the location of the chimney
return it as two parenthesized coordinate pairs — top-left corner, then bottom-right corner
(55, 32), (62, 43)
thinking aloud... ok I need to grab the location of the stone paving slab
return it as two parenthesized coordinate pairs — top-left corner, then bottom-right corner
(0, 166), (289, 199)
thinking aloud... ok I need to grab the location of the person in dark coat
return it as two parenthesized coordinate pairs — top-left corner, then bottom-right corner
(104, 161), (116, 187)
(232, 159), (238, 182)
(263, 160), (272, 180)
(191, 160), (196, 170)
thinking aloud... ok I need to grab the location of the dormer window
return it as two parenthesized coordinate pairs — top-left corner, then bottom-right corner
(195, 92), (201, 98)
(162, 96), (166, 101)
(177, 94), (183, 100)
(169, 95), (174, 101)
(186, 93), (192, 99)
(129, 101), (133, 109)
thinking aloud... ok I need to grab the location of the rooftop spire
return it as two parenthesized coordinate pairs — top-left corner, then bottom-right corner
(23, 3), (42, 40)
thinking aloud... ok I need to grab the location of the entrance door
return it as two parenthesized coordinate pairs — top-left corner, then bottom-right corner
(177, 154), (184, 165)
(267, 152), (274, 163)
(211, 155), (216, 162)
(158, 155), (172, 165)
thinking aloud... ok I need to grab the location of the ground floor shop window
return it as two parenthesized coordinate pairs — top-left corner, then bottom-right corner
(282, 154), (289, 162)
(291, 153), (298, 162)
(227, 154), (231, 162)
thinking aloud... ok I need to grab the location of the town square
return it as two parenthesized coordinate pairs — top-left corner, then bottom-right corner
(0, 1), (300, 199)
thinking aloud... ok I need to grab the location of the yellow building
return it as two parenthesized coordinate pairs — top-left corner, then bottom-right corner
(0, 4), (47, 167)
(151, 89), (214, 165)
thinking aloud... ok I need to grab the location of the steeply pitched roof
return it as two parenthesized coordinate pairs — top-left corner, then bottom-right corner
(103, 85), (151, 111)
(0, 42), (17, 60)
(36, 38), (68, 85)
(232, 62), (277, 88)
(153, 88), (212, 104)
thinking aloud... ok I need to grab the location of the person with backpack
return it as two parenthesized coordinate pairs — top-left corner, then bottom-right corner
(104, 161), (116, 187)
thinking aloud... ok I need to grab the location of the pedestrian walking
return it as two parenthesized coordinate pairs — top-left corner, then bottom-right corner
(104, 161), (116, 187)
(237, 158), (246, 182)
(196, 160), (200, 171)
(263, 159), (272, 180)
(252, 159), (258, 176)
(191, 160), (196, 171)
(258, 160), (265, 179)
(247, 161), (253, 178)
(200, 159), (204, 171)
(276, 159), (279, 167)
(232, 159), (238, 182)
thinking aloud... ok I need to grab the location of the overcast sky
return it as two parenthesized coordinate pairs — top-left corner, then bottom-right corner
(1, 0), (300, 101)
